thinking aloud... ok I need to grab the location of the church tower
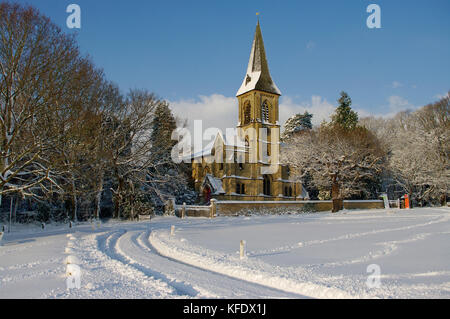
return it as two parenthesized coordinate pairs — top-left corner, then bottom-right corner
(236, 21), (281, 174)
(191, 19), (303, 202)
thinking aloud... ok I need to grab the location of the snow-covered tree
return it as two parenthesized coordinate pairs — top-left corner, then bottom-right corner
(388, 94), (449, 205)
(282, 124), (385, 206)
(0, 4), (95, 205)
(100, 89), (158, 219)
(282, 111), (313, 140)
(148, 102), (196, 212)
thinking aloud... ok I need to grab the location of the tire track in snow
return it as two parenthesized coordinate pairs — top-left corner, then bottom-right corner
(117, 228), (305, 298)
(96, 230), (183, 298)
(114, 230), (201, 297)
(50, 230), (180, 299)
(248, 214), (450, 258)
(313, 232), (439, 269)
(149, 229), (354, 299)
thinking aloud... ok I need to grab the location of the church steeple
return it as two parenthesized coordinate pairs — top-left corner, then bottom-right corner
(236, 21), (281, 97)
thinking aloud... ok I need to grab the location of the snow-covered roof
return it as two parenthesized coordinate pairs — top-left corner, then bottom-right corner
(236, 21), (281, 97)
(187, 131), (246, 160)
(203, 174), (225, 195)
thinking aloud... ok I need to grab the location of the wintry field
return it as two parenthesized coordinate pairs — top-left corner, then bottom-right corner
(0, 208), (449, 299)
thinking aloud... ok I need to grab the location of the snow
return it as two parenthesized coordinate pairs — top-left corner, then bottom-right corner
(236, 71), (281, 97)
(204, 174), (225, 195)
(0, 208), (449, 299)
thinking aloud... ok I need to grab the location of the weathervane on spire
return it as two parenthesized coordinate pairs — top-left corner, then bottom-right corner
(256, 12), (260, 22)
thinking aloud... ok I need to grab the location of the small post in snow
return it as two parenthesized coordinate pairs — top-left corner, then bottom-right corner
(0, 231), (4, 246)
(210, 199), (217, 219)
(381, 193), (390, 210)
(170, 225), (175, 237)
(240, 240), (246, 260)
(69, 221), (73, 229)
(41, 222), (45, 230)
(182, 203), (186, 219)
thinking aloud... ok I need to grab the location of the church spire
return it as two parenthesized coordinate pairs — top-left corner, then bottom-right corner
(236, 20), (281, 97)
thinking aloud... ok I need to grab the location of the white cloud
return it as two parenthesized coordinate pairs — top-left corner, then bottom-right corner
(434, 92), (449, 100)
(169, 93), (421, 135)
(279, 96), (335, 126)
(170, 94), (337, 134)
(170, 94), (237, 134)
(392, 81), (403, 88)
(388, 95), (415, 113)
(363, 95), (417, 119)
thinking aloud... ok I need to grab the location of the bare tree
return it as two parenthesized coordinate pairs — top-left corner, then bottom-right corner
(388, 94), (449, 205)
(47, 60), (106, 221)
(102, 89), (163, 219)
(0, 4), (83, 203)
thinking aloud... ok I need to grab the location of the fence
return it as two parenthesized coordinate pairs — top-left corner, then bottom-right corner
(173, 201), (216, 218)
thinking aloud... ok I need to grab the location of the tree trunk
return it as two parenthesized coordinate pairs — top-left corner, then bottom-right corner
(441, 194), (447, 207)
(9, 197), (13, 233)
(95, 174), (104, 220)
(13, 196), (18, 223)
(113, 172), (124, 219)
(71, 175), (78, 222)
(331, 173), (342, 213)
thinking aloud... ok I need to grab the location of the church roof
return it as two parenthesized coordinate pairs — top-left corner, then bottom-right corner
(185, 130), (246, 160)
(203, 174), (226, 195)
(236, 21), (281, 97)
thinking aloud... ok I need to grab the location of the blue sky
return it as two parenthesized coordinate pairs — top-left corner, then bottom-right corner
(13, 0), (450, 131)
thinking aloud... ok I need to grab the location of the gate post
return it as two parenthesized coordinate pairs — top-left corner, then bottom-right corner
(210, 199), (217, 218)
(182, 203), (186, 219)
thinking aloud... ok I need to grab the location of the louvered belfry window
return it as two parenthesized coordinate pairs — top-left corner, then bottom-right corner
(261, 100), (269, 123)
(244, 102), (251, 125)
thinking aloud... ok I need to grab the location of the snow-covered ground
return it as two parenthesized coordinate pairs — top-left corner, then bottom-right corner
(0, 208), (449, 299)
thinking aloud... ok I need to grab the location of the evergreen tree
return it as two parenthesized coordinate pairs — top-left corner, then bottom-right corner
(331, 92), (359, 130)
(150, 101), (177, 161)
(147, 102), (197, 212)
(282, 111), (313, 140)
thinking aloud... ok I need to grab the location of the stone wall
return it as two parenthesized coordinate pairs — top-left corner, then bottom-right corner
(216, 200), (384, 216)
(171, 199), (385, 218)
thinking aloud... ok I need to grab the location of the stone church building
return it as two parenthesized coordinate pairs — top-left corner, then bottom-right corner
(191, 21), (307, 203)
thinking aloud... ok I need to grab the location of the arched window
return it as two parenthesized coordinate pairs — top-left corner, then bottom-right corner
(261, 100), (270, 123)
(289, 187), (293, 197)
(241, 184), (245, 195)
(244, 102), (251, 125)
(236, 183), (241, 194)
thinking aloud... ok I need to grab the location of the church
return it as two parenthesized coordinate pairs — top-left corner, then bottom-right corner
(191, 21), (306, 203)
